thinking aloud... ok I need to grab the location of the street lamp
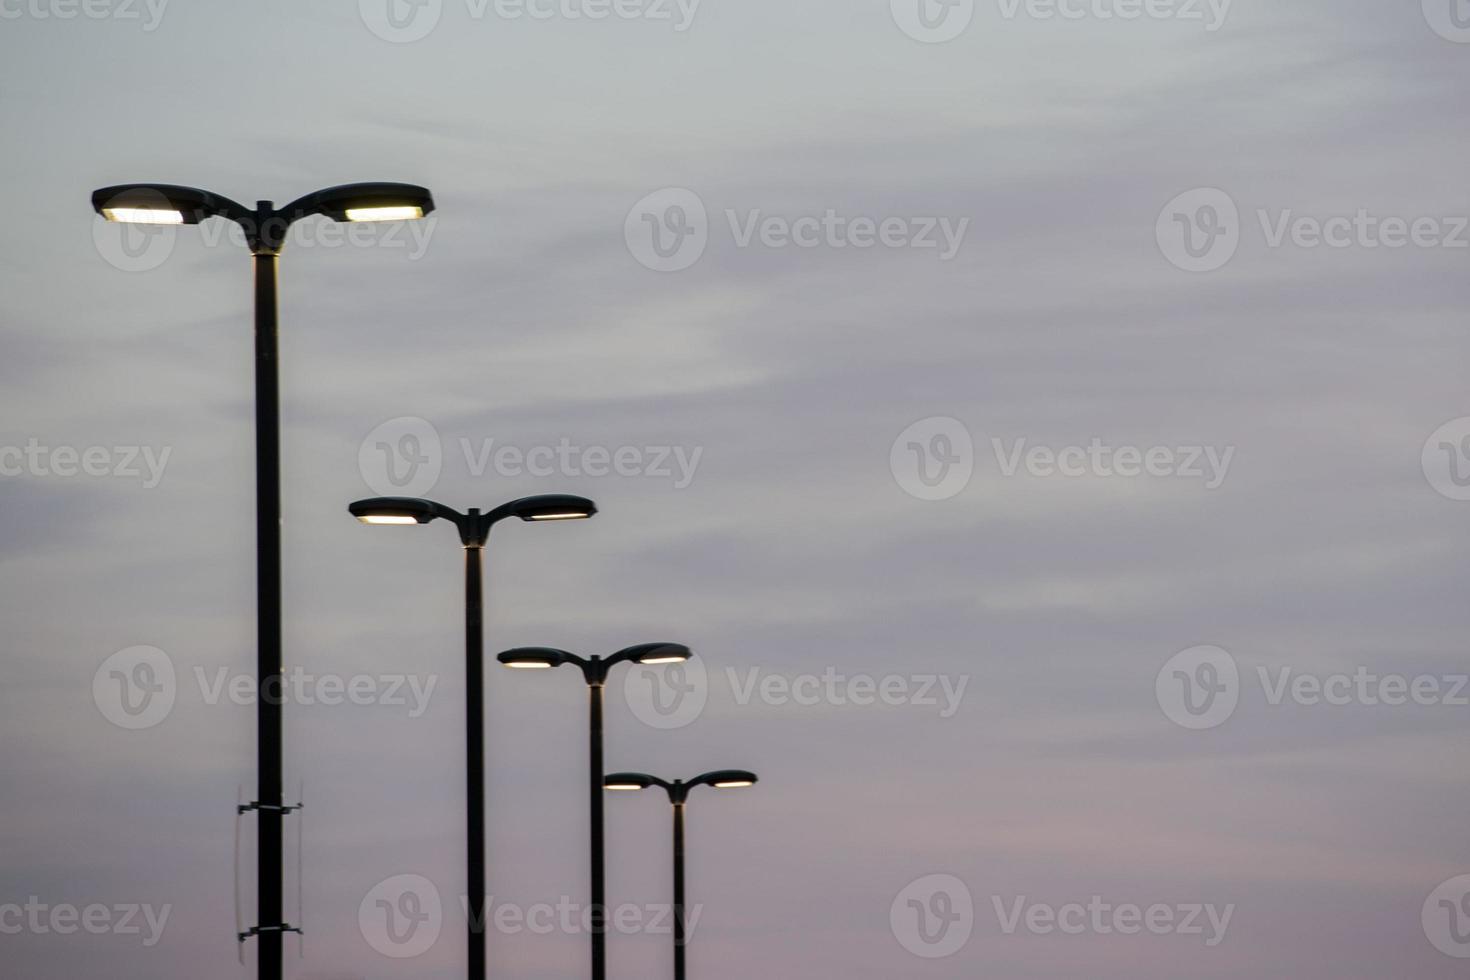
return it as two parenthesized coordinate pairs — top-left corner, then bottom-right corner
(90, 180), (435, 980)
(497, 643), (693, 980)
(349, 494), (596, 980)
(604, 770), (758, 980)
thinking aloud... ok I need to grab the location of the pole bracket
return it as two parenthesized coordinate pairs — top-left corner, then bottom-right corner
(238, 923), (303, 944)
(238, 800), (304, 815)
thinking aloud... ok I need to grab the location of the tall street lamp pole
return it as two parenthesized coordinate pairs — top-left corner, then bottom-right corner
(91, 181), (435, 980)
(497, 644), (694, 980)
(349, 494), (597, 979)
(604, 771), (758, 980)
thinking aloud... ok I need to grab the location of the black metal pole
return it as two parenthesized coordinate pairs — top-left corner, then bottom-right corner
(252, 247), (283, 980)
(673, 800), (687, 980)
(465, 543), (486, 980)
(589, 680), (606, 980)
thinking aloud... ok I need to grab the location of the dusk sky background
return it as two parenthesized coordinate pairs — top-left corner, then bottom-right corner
(3, 0), (1470, 976)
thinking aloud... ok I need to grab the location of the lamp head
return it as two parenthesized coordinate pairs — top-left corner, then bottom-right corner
(620, 642), (692, 666)
(507, 495), (597, 523)
(497, 648), (573, 670)
(698, 770), (759, 790)
(293, 182), (435, 222)
(92, 183), (229, 225)
(349, 498), (442, 526)
(603, 773), (657, 792)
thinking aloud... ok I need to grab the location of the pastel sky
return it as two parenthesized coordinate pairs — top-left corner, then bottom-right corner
(3, 1), (1469, 977)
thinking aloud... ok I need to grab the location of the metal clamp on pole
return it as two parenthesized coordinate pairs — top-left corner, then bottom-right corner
(237, 802), (304, 815)
(238, 924), (304, 943)
(235, 787), (306, 964)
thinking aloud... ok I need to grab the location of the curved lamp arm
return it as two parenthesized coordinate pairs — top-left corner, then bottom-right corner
(603, 642), (692, 670)
(350, 494), (595, 547)
(499, 643), (689, 684)
(605, 770), (758, 804)
(93, 181), (435, 254)
(687, 770), (759, 793)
